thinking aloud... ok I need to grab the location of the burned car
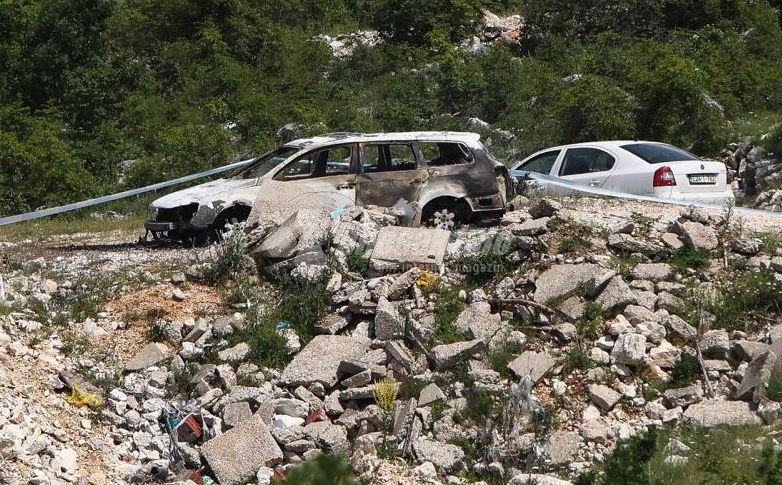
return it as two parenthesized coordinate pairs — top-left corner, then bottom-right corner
(145, 132), (511, 240)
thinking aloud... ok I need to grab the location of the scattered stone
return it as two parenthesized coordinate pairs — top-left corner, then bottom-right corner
(315, 314), (350, 335)
(374, 297), (404, 341)
(735, 351), (776, 402)
(533, 264), (601, 305)
(611, 333), (647, 366)
(514, 217), (549, 236)
(172, 288), (187, 301)
(431, 340), (485, 370)
(596, 276), (637, 310)
(280, 335), (371, 388)
(661, 232), (684, 250)
(218, 342), (250, 363)
(588, 384), (622, 412)
(124, 343), (171, 372)
(632, 263), (673, 281)
(664, 385), (704, 408)
(683, 400), (762, 427)
(728, 238), (762, 256)
(528, 198), (561, 219)
(701, 329), (730, 358)
(454, 301), (502, 341)
(672, 221), (718, 251)
(223, 402), (253, 428)
(509, 474), (574, 485)
(542, 431), (581, 465)
(418, 383), (446, 407)
(201, 415), (283, 485)
(414, 439), (465, 473)
(387, 267), (421, 300)
(507, 351), (556, 384)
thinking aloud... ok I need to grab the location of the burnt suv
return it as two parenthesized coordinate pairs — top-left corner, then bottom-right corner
(145, 131), (512, 240)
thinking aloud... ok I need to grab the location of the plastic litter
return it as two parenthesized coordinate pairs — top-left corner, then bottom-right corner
(65, 385), (104, 410)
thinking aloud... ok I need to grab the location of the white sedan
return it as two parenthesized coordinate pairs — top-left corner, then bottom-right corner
(512, 141), (735, 205)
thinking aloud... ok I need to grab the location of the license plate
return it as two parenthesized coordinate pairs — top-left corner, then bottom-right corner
(688, 174), (717, 185)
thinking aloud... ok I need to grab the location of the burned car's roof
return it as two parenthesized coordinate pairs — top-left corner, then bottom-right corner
(282, 131), (483, 150)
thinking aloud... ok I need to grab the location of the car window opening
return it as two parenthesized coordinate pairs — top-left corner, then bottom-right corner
(236, 146), (300, 179)
(279, 145), (352, 180)
(420, 142), (473, 166)
(362, 144), (417, 173)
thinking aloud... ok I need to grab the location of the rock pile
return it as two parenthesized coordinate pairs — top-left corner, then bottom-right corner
(722, 140), (781, 208)
(2, 196), (782, 484)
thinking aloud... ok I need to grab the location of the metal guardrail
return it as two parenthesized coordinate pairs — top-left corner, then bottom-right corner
(0, 159), (253, 227)
(510, 170), (782, 218)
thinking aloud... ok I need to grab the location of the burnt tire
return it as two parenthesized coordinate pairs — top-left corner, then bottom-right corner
(422, 199), (470, 230)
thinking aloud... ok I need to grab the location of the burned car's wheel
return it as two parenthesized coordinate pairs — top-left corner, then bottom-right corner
(422, 199), (471, 230)
(209, 206), (252, 241)
(429, 208), (458, 230)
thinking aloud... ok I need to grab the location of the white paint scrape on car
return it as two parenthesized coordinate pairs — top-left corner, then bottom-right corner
(512, 141), (735, 205)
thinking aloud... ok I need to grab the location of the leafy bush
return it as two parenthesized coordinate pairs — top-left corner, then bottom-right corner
(553, 75), (637, 143)
(200, 226), (251, 283)
(240, 280), (329, 368)
(372, 0), (484, 45)
(709, 268), (782, 330)
(563, 343), (595, 372)
(763, 123), (782, 156)
(456, 388), (498, 424)
(669, 246), (711, 273)
(669, 352), (702, 388)
(487, 340), (523, 376)
(285, 453), (357, 485)
(345, 248), (370, 277)
(576, 427), (658, 485)
(432, 287), (468, 344)
(0, 105), (97, 215)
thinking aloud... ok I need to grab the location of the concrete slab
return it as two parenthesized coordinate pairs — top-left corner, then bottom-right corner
(200, 414), (283, 485)
(370, 226), (450, 274)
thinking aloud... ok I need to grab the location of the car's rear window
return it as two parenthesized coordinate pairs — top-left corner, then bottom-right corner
(621, 143), (700, 164)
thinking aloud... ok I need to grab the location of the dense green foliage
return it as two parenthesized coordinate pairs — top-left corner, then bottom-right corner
(578, 425), (782, 485)
(284, 453), (358, 484)
(2, 0), (782, 214)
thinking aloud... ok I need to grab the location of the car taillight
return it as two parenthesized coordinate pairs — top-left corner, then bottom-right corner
(653, 166), (676, 187)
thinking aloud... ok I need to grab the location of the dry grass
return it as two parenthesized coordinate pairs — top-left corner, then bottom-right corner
(105, 282), (226, 324)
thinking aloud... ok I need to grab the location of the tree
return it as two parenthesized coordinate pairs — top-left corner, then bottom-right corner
(373, 0), (485, 45)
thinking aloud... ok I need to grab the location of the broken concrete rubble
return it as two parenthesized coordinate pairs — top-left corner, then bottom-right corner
(281, 335), (371, 388)
(200, 415), (283, 485)
(370, 226), (450, 274)
(124, 343), (171, 372)
(507, 351), (556, 384)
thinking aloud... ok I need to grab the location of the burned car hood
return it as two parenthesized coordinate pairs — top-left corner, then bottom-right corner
(151, 178), (259, 210)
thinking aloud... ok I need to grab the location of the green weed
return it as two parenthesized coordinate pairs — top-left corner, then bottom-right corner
(432, 287), (467, 344)
(669, 246), (710, 273)
(668, 352), (702, 388)
(345, 248), (370, 277)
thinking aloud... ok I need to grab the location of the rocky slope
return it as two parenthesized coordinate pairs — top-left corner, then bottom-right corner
(1, 194), (782, 484)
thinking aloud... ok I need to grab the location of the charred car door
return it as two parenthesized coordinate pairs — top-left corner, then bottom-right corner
(355, 143), (428, 208)
(251, 144), (358, 224)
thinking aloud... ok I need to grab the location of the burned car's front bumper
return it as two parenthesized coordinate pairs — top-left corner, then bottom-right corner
(144, 203), (201, 238)
(144, 220), (177, 232)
